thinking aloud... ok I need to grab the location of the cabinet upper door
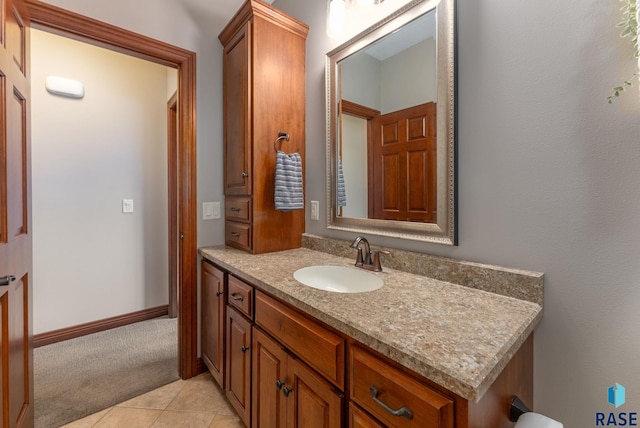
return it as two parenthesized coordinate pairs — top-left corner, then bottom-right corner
(223, 22), (252, 196)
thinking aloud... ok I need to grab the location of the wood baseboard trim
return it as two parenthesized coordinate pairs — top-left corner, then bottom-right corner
(33, 305), (170, 348)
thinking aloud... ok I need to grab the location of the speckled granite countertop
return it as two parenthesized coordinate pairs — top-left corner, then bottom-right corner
(199, 246), (543, 403)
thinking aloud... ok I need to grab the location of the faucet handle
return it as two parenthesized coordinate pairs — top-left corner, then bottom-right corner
(354, 248), (364, 267)
(372, 250), (390, 272)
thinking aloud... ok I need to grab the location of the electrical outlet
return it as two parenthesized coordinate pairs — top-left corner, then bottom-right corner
(310, 200), (319, 221)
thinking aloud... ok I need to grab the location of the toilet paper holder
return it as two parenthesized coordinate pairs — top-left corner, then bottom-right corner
(509, 395), (531, 422)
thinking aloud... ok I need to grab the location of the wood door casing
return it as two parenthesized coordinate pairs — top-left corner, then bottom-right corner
(23, 0), (199, 380)
(0, 0), (33, 426)
(371, 102), (436, 223)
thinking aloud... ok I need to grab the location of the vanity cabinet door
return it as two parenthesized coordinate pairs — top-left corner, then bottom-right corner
(201, 261), (226, 388)
(287, 357), (343, 428)
(226, 307), (252, 426)
(252, 328), (288, 428)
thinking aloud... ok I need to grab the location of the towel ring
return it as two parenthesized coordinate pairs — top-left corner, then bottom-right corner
(273, 131), (290, 153)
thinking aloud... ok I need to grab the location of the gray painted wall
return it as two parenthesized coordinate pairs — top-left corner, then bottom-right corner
(40, 0), (640, 425)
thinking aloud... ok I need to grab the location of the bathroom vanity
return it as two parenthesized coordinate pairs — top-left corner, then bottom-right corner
(199, 238), (543, 428)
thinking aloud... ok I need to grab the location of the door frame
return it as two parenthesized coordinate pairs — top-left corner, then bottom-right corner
(23, 1), (199, 379)
(167, 92), (178, 319)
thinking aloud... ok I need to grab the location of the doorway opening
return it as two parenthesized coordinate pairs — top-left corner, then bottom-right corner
(24, 0), (199, 379)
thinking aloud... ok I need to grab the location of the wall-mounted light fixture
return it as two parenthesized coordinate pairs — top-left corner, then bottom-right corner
(355, 0), (384, 6)
(327, 0), (346, 38)
(45, 76), (85, 99)
(326, 0), (386, 38)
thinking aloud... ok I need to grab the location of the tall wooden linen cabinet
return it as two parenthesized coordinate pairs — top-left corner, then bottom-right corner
(219, 0), (309, 254)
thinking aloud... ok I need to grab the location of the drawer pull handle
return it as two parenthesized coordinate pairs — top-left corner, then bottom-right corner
(241, 345), (249, 353)
(369, 386), (413, 420)
(282, 386), (293, 397)
(230, 232), (241, 238)
(215, 291), (223, 297)
(230, 207), (241, 212)
(230, 293), (244, 301)
(276, 380), (284, 390)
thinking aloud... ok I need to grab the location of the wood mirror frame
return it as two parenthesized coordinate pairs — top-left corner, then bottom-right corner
(326, 0), (456, 245)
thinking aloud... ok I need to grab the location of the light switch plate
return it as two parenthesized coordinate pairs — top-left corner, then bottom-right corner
(203, 202), (215, 220)
(122, 199), (134, 213)
(310, 200), (319, 221)
(212, 201), (221, 219)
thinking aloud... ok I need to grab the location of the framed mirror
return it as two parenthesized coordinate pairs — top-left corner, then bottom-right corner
(326, 0), (456, 245)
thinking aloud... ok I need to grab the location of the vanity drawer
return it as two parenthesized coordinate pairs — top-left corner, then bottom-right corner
(255, 291), (345, 388)
(227, 275), (253, 319)
(350, 345), (454, 428)
(225, 197), (251, 222)
(225, 221), (251, 252)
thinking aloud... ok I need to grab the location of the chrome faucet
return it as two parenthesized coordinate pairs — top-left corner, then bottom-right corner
(349, 236), (390, 272)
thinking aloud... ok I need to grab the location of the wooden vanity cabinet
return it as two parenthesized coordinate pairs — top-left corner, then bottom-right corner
(219, 0), (309, 254)
(201, 261), (226, 388)
(200, 261), (533, 428)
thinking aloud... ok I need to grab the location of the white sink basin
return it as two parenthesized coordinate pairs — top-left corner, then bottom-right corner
(293, 265), (383, 293)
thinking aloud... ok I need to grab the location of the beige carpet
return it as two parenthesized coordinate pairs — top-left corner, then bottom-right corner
(34, 317), (179, 428)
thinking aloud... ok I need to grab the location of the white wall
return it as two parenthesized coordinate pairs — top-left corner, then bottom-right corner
(31, 29), (171, 333)
(41, 0), (226, 249)
(276, 0), (640, 426)
(380, 38), (435, 113)
(341, 114), (368, 218)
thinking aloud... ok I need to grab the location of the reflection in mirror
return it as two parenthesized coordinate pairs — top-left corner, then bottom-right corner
(326, 0), (456, 245)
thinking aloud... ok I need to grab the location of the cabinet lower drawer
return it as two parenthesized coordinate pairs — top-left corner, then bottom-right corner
(225, 196), (251, 222)
(255, 291), (345, 388)
(350, 345), (454, 428)
(225, 221), (251, 251)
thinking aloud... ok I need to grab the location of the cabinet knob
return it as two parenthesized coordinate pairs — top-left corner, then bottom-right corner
(0, 275), (16, 286)
(275, 380), (284, 390)
(282, 386), (293, 397)
(241, 345), (249, 353)
(215, 291), (223, 297)
(369, 386), (413, 420)
(241, 172), (249, 178)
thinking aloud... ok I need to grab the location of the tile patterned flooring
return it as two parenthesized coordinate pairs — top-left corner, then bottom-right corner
(61, 373), (244, 428)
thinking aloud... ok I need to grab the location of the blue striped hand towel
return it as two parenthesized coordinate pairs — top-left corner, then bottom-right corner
(274, 151), (304, 211)
(337, 158), (346, 207)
